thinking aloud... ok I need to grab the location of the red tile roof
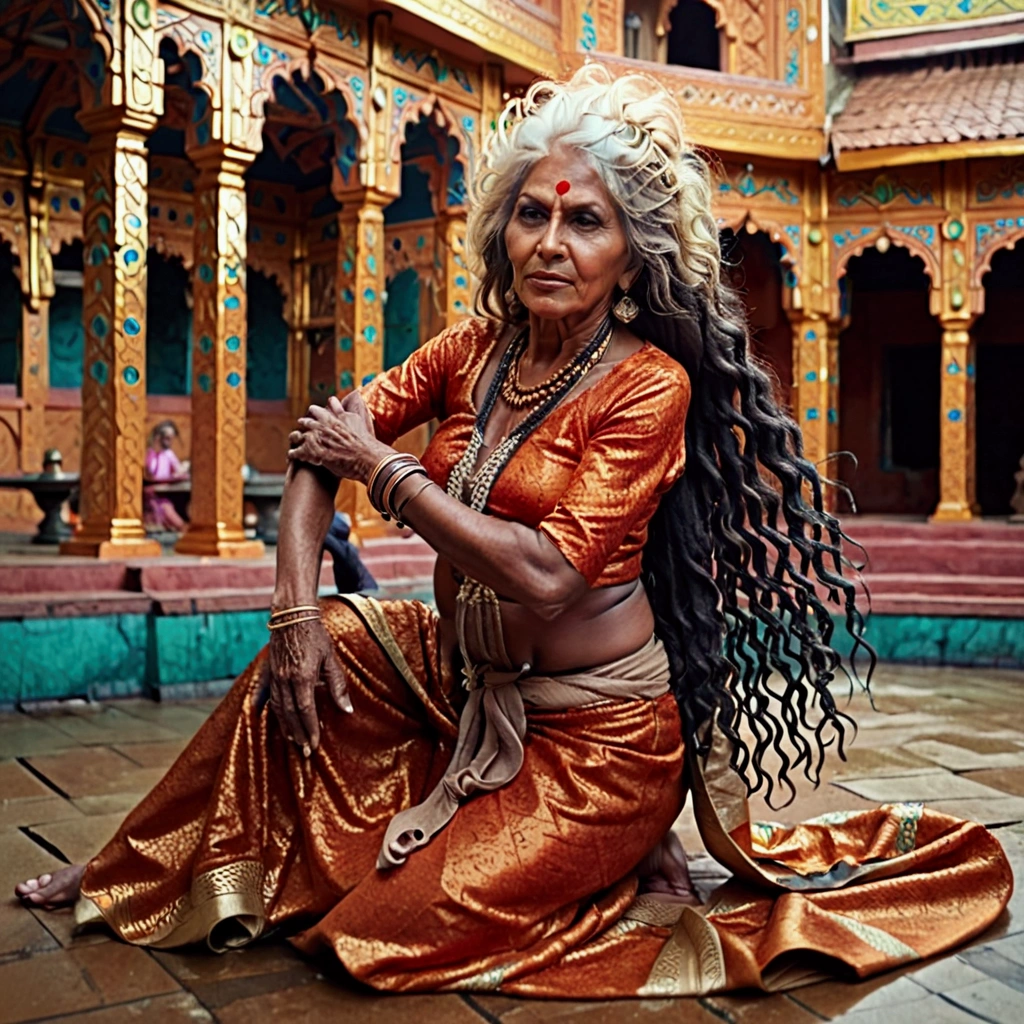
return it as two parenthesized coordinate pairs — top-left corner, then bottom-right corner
(832, 48), (1024, 153)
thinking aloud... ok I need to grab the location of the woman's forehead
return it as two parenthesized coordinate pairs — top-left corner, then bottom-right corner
(519, 149), (607, 199)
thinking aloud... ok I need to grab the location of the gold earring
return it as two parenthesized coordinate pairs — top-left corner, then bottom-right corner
(613, 292), (639, 323)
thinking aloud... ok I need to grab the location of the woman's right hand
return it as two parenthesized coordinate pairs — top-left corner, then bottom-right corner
(260, 618), (353, 754)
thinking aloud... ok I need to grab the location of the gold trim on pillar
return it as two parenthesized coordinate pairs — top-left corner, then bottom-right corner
(61, 115), (161, 559)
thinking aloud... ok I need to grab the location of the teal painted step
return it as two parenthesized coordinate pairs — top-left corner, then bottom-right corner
(2, 608), (1023, 706)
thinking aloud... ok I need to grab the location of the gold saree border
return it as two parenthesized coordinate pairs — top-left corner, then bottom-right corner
(77, 860), (265, 952)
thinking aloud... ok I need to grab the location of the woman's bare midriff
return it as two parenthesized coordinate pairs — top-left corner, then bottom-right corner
(433, 555), (655, 674)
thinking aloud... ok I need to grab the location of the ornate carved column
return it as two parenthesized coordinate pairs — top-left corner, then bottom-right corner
(61, 112), (161, 557)
(931, 317), (979, 522)
(175, 146), (263, 558)
(436, 211), (470, 331)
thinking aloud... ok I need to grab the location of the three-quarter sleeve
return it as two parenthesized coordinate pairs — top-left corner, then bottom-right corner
(537, 369), (690, 586)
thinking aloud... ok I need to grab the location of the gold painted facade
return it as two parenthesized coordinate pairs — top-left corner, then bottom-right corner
(0, 0), (1022, 542)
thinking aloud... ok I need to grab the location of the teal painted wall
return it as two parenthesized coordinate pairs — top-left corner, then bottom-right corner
(146, 252), (192, 395)
(49, 284), (84, 388)
(383, 267), (420, 370)
(246, 267), (288, 400)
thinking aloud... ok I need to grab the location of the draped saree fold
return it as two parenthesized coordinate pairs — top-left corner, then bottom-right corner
(77, 595), (1013, 998)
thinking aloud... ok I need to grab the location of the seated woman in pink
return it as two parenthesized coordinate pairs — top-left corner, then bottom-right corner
(143, 420), (189, 532)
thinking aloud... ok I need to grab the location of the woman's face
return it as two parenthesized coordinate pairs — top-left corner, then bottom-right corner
(504, 146), (632, 323)
(158, 426), (175, 449)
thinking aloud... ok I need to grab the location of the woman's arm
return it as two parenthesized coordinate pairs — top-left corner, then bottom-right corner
(289, 395), (587, 620)
(264, 460), (352, 754)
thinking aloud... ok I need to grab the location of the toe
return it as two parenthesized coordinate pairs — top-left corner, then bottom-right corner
(38, 874), (52, 887)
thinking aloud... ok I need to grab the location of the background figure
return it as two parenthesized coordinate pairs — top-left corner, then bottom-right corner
(144, 420), (189, 533)
(323, 512), (377, 593)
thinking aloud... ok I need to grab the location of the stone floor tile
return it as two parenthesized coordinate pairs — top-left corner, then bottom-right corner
(0, 795), (82, 829)
(72, 793), (147, 817)
(703, 992), (821, 1022)
(959, 944), (1024, 992)
(0, 947), (102, 1023)
(790, 971), (922, 1018)
(903, 739), (1024, 772)
(25, 746), (166, 799)
(831, 993), (985, 1024)
(29, 811), (126, 864)
(986, 932), (1024, 968)
(962, 768), (1024, 797)
(113, 739), (189, 770)
(214, 978), (483, 1023)
(0, 830), (63, 957)
(471, 993), (721, 1021)
(990, 825), (1024, 935)
(38, 992), (213, 1024)
(910, 732), (1024, 756)
(0, 899), (60, 959)
(0, 759), (56, 800)
(831, 747), (936, 780)
(113, 701), (213, 737)
(831, 771), (1011, 803)
(0, 717), (80, 758)
(30, 905), (111, 948)
(41, 706), (182, 746)
(70, 942), (180, 1003)
(927, 796), (1024, 826)
(943, 978), (1024, 1023)
(909, 955), (991, 992)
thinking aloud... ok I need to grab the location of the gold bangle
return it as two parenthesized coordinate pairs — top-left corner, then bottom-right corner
(269, 604), (320, 619)
(267, 614), (322, 631)
(369, 455), (420, 512)
(382, 464), (427, 519)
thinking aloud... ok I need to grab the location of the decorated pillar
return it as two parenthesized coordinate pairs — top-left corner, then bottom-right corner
(931, 317), (979, 522)
(61, 113), (161, 558)
(436, 212), (470, 331)
(176, 147), (263, 558)
(791, 315), (832, 469)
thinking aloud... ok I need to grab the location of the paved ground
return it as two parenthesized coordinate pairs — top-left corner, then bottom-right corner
(1, 664), (1023, 1023)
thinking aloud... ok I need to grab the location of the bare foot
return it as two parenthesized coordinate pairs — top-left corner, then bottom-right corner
(15, 864), (85, 909)
(638, 830), (701, 905)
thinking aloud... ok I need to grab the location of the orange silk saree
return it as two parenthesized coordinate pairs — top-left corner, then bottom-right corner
(77, 594), (1013, 997)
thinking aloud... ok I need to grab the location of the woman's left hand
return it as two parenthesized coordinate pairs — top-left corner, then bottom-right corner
(288, 392), (391, 483)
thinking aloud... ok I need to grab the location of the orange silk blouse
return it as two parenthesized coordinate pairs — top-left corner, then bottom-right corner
(360, 317), (691, 588)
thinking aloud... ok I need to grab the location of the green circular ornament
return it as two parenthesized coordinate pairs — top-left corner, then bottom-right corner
(944, 219), (964, 241)
(131, 0), (152, 30)
(807, 228), (823, 246)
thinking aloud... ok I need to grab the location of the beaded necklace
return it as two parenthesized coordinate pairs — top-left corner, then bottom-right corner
(447, 316), (613, 512)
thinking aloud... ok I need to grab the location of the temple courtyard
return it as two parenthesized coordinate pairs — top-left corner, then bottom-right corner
(1, 663), (1023, 1023)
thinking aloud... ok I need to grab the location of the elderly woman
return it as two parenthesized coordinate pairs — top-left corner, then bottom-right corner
(18, 68), (1010, 997)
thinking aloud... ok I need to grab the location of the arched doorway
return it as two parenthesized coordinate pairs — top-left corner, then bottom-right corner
(721, 228), (793, 410)
(666, 0), (722, 70)
(0, 244), (19, 386)
(384, 267), (421, 370)
(838, 246), (940, 515)
(48, 241), (84, 390)
(146, 252), (191, 396)
(976, 244), (1024, 515)
(246, 268), (288, 401)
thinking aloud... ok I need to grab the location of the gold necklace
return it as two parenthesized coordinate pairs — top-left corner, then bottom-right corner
(500, 327), (613, 411)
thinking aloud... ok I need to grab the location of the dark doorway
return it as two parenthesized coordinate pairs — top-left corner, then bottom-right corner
(666, 0), (721, 71)
(838, 246), (939, 515)
(976, 245), (1024, 515)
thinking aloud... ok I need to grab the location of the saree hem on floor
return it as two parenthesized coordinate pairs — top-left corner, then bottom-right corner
(76, 594), (1014, 997)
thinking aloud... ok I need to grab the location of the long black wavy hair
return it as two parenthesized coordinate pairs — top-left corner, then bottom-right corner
(469, 65), (874, 803)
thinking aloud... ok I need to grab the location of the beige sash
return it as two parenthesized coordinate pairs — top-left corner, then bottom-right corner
(341, 584), (672, 870)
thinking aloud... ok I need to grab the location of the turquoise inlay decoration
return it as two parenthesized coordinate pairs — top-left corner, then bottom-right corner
(806, 408), (819, 420)
(363, 287), (376, 303)
(948, 408), (963, 421)
(225, 335), (241, 352)
(198, 372), (212, 393)
(90, 359), (108, 384)
(97, 213), (111, 234)
(361, 373), (376, 385)
(224, 295), (241, 310)
(579, 5), (597, 50)
(846, 0), (1023, 41)
(89, 243), (109, 266)
(123, 248), (139, 266)
(806, 329), (818, 341)
(200, 334), (213, 353)
(967, 363), (976, 378)
(827, 408), (838, 423)
(392, 45), (473, 92)
(384, 267), (420, 370)
(254, 0), (361, 47)
(342, 259), (353, 274)
(719, 169), (800, 205)
(91, 314), (108, 338)
(227, 371), (241, 387)
(363, 324), (378, 344)
(122, 365), (139, 385)
(124, 316), (140, 336)
(339, 335), (353, 351)
(247, 267), (288, 401)
(342, 288), (355, 304)
(786, 7), (800, 30)
(805, 371), (817, 381)
(367, 254), (377, 274)
(126, 213), (141, 229)
(947, 362), (960, 374)
(199, 263), (213, 283)
(50, 196), (61, 212)
(340, 369), (354, 389)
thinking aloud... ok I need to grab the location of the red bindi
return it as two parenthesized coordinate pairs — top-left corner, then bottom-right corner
(555, 180), (571, 196)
